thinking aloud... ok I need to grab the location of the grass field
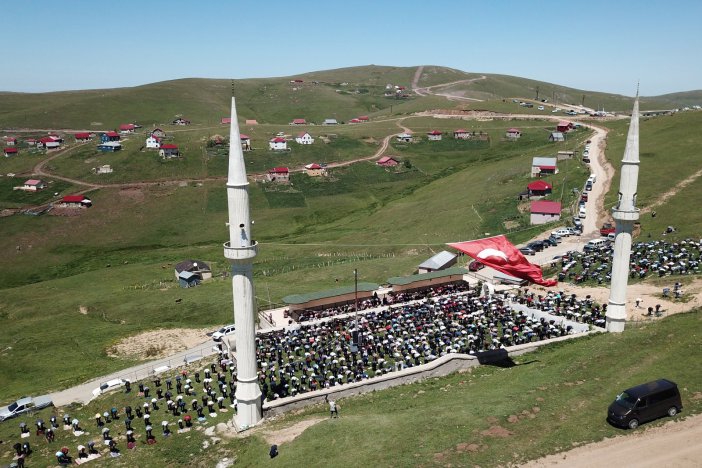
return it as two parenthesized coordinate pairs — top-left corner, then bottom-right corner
(0, 310), (699, 467)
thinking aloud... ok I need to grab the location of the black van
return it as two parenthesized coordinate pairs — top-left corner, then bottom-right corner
(607, 379), (682, 429)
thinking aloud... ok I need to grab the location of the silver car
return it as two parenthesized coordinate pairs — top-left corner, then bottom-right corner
(0, 395), (53, 422)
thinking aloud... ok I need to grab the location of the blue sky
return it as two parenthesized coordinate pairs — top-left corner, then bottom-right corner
(3, 0), (700, 96)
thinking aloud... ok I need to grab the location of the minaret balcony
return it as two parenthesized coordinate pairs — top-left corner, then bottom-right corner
(612, 208), (640, 222)
(224, 241), (258, 261)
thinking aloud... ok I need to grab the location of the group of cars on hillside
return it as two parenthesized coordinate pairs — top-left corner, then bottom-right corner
(518, 222), (582, 256)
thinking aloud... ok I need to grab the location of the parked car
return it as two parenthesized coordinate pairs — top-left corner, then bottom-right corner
(607, 379), (682, 429)
(547, 235), (561, 245)
(519, 247), (536, 256)
(552, 228), (571, 237)
(584, 238), (608, 251)
(92, 378), (129, 398)
(581, 193), (588, 202)
(212, 324), (236, 342)
(468, 260), (485, 272)
(578, 206), (587, 218)
(527, 241), (545, 252)
(544, 237), (558, 247)
(572, 217), (583, 228)
(600, 222), (616, 236)
(585, 182), (593, 191)
(565, 227), (580, 236)
(537, 106), (545, 111)
(0, 395), (53, 422)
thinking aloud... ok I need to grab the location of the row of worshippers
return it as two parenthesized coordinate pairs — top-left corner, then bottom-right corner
(296, 282), (472, 322)
(256, 289), (576, 401)
(559, 238), (701, 284)
(509, 289), (606, 327)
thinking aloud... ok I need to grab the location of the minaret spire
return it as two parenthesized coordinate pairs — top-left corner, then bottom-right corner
(606, 89), (641, 332)
(223, 96), (262, 427)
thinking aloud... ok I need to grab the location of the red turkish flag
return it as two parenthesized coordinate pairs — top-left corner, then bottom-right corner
(448, 235), (557, 287)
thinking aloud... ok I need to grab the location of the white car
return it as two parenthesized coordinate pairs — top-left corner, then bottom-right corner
(552, 229), (571, 237)
(212, 324), (236, 342)
(538, 106), (545, 111)
(92, 378), (129, 398)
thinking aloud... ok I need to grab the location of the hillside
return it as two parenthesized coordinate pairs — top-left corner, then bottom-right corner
(653, 89), (702, 108)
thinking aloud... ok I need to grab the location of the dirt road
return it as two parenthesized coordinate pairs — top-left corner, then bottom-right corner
(524, 413), (702, 467)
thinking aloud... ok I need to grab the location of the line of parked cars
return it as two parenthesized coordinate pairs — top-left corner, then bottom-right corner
(519, 225), (582, 256)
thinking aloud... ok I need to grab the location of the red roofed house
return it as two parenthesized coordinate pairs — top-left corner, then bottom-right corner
(240, 134), (251, 151)
(349, 118), (361, 124)
(556, 121), (573, 133)
(506, 128), (521, 139)
(25, 138), (37, 146)
(38, 137), (61, 150)
(269, 137), (287, 151)
(102, 131), (121, 142)
(530, 200), (561, 225)
(173, 118), (191, 126)
(159, 144), (180, 159)
(376, 156), (399, 167)
(151, 128), (166, 138)
(267, 167), (290, 183)
(295, 132), (314, 145)
(291, 118), (306, 125)
(59, 195), (92, 208)
(74, 132), (93, 142)
(358, 116), (369, 122)
(527, 180), (553, 197)
(21, 179), (47, 191)
(221, 117), (232, 124)
(453, 129), (472, 140)
(119, 123), (136, 134)
(145, 135), (161, 149)
(4, 147), (18, 156)
(305, 163), (325, 177)
(5, 137), (17, 146)
(427, 130), (443, 141)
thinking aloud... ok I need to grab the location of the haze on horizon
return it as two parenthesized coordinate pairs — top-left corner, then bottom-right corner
(4, 0), (701, 97)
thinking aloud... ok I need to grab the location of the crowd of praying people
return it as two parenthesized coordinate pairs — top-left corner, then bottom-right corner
(257, 287), (579, 401)
(558, 238), (702, 284)
(510, 289), (607, 327)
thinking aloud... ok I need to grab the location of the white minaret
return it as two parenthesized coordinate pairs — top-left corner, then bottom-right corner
(223, 96), (262, 428)
(606, 91), (640, 332)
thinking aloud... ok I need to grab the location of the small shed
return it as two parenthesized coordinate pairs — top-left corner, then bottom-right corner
(557, 150), (575, 160)
(376, 156), (399, 167)
(97, 142), (122, 152)
(119, 123), (135, 133)
(549, 132), (565, 142)
(506, 128), (521, 139)
(556, 120), (573, 133)
(59, 195), (92, 208)
(159, 144), (180, 158)
(427, 130), (443, 141)
(527, 180), (553, 197)
(530, 200), (561, 225)
(174, 259), (212, 281)
(74, 132), (92, 142)
(178, 271), (200, 288)
(173, 118), (191, 126)
(453, 129), (472, 140)
(21, 179), (47, 191)
(417, 250), (458, 274)
(396, 133), (413, 143)
(322, 118), (338, 125)
(240, 134), (251, 151)
(93, 165), (113, 174)
(245, 119), (258, 125)
(3, 147), (18, 156)
(531, 157), (558, 177)
(267, 167), (290, 183)
(291, 118), (306, 125)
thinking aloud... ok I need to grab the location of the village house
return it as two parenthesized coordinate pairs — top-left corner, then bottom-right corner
(58, 195), (92, 208)
(295, 132), (314, 145)
(549, 131), (565, 142)
(5, 137), (17, 146)
(291, 118), (306, 125)
(556, 120), (573, 133)
(173, 118), (191, 126)
(159, 144), (180, 158)
(269, 137), (287, 151)
(531, 157), (558, 177)
(527, 180), (553, 198)
(245, 119), (258, 125)
(556, 150), (575, 160)
(97, 141), (122, 152)
(119, 123), (135, 134)
(174, 259), (212, 285)
(357, 116), (369, 122)
(305, 163), (325, 177)
(240, 134), (251, 151)
(427, 130), (443, 141)
(25, 138), (36, 146)
(145, 135), (161, 149)
(396, 133), (413, 143)
(74, 132), (93, 142)
(38, 136), (61, 150)
(151, 128), (166, 138)
(47, 133), (63, 142)
(506, 128), (521, 139)
(322, 118), (338, 125)
(221, 117), (232, 124)
(530, 200), (561, 225)
(20, 179), (47, 191)
(101, 131), (121, 142)
(453, 129), (472, 140)
(376, 156), (399, 167)
(3, 147), (18, 157)
(267, 167), (290, 183)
